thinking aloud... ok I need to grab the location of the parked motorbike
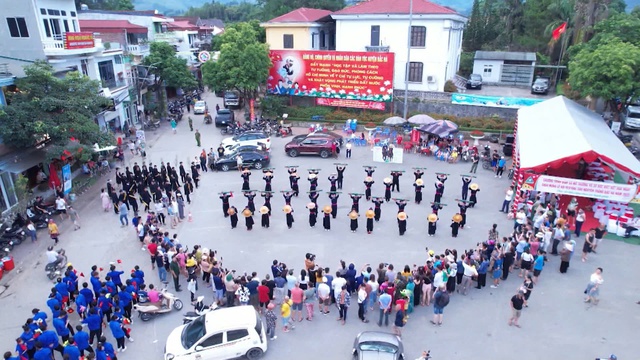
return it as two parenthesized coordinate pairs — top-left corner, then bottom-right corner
(182, 296), (217, 324)
(26, 208), (49, 229)
(276, 125), (293, 137)
(144, 119), (160, 130)
(45, 248), (67, 281)
(134, 289), (183, 321)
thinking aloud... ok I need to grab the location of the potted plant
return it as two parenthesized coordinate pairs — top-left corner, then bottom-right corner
(469, 130), (485, 146)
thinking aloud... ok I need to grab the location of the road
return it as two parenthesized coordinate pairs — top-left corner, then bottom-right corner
(0, 90), (635, 360)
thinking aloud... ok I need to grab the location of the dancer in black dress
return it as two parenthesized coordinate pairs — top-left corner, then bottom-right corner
(289, 172), (300, 196)
(241, 169), (251, 191)
(284, 205), (294, 229)
(243, 208), (254, 230)
(461, 176), (472, 201)
(414, 179), (424, 204)
(307, 203), (318, 228)
(365, 208), (375, 234)
(261, 191), (272, 213)
(395, 199), (407, 213)
(383, 178), (392, 202)
(244, 191), (256, 213)
(349, 211), (359, 232)
(322, 206), (332, 231)
(397, 212), (408, 236)
(372, 197), (384, 222)
(259, 206), (270, 228)
(458, 201), (469, 229)
(428, 213), (438, 236)
(469, 183), (480, 208)
(329, 192), (340, 219)
(228, 206), (238, 229)
(390, 171), (402, 192)
(434, 181), (444, 204)
(220, 192), (232, 217)
(451, 214), (462, 237)
(414, 168), (424, 180)
(263, 171), (273, 192)
(328, 174), (338, 192)
(336, 165), (346, 189)
(436, 173), (448, 195)
(350, 193), (362, 213)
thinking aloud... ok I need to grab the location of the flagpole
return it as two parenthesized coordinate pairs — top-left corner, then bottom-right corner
(555, 19), (568, 87)
(402, 0), (414, 121)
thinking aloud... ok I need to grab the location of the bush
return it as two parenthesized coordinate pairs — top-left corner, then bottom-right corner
(444, 80), (457, 93)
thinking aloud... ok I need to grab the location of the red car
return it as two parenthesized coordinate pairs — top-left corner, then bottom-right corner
(284, 135), (337, 158)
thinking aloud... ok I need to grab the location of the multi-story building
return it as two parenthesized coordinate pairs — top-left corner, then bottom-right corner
(79, 19), (150, 64)
(261, 8), (335, 51)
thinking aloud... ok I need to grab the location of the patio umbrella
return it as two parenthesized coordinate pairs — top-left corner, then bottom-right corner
(383, 116), (406, 125)
(407, 114), (436, 125)
(418, 120), (459, 137)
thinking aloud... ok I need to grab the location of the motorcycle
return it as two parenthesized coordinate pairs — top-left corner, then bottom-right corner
(26, 208), (49, 228)
(45, 248), (67, 281)
(276, 124), (293, 137)
(134, 288), (183, 321)
(182, 296), (217, 324)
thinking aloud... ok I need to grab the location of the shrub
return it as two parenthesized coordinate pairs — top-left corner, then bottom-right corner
(444, 80), (457, 93)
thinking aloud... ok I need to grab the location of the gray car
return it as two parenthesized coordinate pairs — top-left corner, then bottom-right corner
(352, 331), (404, 360)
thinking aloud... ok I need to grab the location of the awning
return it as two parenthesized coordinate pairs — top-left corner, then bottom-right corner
(0, 147), (47, 174)
(516, 96), (640, 177)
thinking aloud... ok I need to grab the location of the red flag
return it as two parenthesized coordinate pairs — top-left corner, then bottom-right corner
(552, 22), (567, 40)
(117, 259), (122, 264)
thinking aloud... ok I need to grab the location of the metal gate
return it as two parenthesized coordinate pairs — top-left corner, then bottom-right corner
(500, 64), (534, 87)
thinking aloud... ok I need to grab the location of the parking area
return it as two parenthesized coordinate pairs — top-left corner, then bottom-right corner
(466, 84), (555, 99)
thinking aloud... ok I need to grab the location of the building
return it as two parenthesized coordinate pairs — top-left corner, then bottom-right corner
(261, 8), (335, 51)
(79, 19), (150, 63)
(331, 0), (466, 93)
(473, 51), (537, 87)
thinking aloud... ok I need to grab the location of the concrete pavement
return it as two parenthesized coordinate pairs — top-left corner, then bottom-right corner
(0, 90), (636, 360)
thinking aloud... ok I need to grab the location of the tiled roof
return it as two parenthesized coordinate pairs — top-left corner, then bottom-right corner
(267, 7), (333, 23)
(79, 20), (148, 34)
(332, 0), (458, 15)
(166, 21), (199, 31)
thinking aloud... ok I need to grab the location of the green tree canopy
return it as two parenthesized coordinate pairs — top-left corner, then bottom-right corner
(0, 61), (112, 151)
(201, 22), (271, 102)
(143, 42), (198, 90)
(75, 0), (134, 10)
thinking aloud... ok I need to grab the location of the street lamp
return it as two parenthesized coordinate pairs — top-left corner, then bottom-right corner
(402, 0), (414, 121)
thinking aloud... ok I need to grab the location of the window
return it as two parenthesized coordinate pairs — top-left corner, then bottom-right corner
(71, 11), (76, 17)
(42, 19), (51, 37)
(483, 66), (492, 75)
(115, 55), (123, 65)
(226, 329), (249, 342)
(6, 17), (29, 38)
(319, 30), (326, 48)
(370, 25), (380, 46)
(283, 34), (294, 49)
(200, 333), (223, 348)
(47, 9), (60, 16)
(311, 33), (316, 49)
(49, 18), (61, 37)
(72, 20), (78, 32)
(410, 26), (426, 47)
(63, 19), (69, 32)
(61, 10), (66, 16)
(40, 8), (46, 15)
(407, 62), (423, 83)
(98, 60), (116, 88)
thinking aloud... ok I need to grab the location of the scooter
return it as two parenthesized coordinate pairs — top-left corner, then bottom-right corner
(134, 288), (183, 321)
(182, 296), (217, 324)
(26, 208), (50, 228)
(45, 248), (67, 281)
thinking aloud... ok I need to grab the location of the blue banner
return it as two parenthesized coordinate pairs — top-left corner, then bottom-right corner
(62, 164), (72, 195)
(451, 93), (544, 109)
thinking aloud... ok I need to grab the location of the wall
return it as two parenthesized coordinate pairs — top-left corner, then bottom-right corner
(334, 15), (465, 93)
(393, 100), (517, 120)
(472, 59), (502, 83)
(78, 11), (155, 41)
(35, 0), (82, 40)
(0, 0), (46, 77)
(90, 31), (126, 48)
(265, 26), (311, 50)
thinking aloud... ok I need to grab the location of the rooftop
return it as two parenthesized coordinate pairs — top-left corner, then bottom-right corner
(332, 0), (458, 16)
(267, 7), (333, 23)
(166, 21), (199, 31)
(474, 51), (537, 62)
(199, 19), (225, 29)
(78, 9), (160, 16)
(79, 20), (148, 34)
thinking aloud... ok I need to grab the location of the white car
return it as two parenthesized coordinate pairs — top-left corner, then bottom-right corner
(193, 101), (207, 114)
(221, 132), (271, 152)
(164, 306), (267, 360)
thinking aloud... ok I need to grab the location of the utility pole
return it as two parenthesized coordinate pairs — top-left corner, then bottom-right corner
(402, 0), (414, 120)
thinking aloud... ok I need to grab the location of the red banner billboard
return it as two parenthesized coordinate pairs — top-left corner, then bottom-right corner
(64, 32), (95, 50)
(316, 98), (386, 110)
(267, 50), (395, 102)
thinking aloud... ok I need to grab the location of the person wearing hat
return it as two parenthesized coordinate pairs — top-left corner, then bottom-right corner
(469, 183), (480, 207)
(322, 205), (332, 231)
(336, 165), (346, 189)
(461, 176), (472, 201)
(413, 168), (424, 180)
(428, 214), (438, 236)
(307, 203), (318, 228)
(308, 190), (320, 208)
(395, 199), (407, 213)
(364, 177), (375, 201)
(241, 169), (251, 191)
(329, 192), (340, 219)
(349, 211), (359, 232)
(508, 289), (525, 327)
(350, 193), (362, 213)
(414, 179), (425, 204)
(390, 171), (402, 192)
(365, 208), (375, 234)
(451, 214), (462, 237)
(372, 197), (384, 222)
(261, 191), (273, 213)
(259, 206), (270, 228)
(242, 207), (254, 230)
(308, 172), (319, 192)
(458, 201), (468, 229)
(496, 156), (506, 178)
(431, 202), (443, 215)
(436, 173), (448, 193)
(328, 174), (338, 192)
(282, 191), (294, 206)
(228, 206), (238, 229)
(434, 181), (444, 204)
(289, 172), (300, 196)
(284, 205), (294, 229)
(364, 166), (375, 177)
(397, 212), (408, 235)
(244, 191), (256, 214)
(383, 178), (392, 202)
(263, 171), (273, 192)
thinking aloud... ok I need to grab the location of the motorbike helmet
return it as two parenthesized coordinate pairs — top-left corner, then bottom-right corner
(47, 246), (54, 251)
(610, 355), (617, 360)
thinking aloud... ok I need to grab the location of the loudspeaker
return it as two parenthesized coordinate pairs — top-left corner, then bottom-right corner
(505, 135), (515, 144)
(503, 144), (513, 157)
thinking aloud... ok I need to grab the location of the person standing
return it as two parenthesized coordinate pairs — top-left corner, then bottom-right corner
(280, 296), (294, 332)
(243, 208), (254, 231)
(496, 156), (506, 178)
(260, 206), (270, 228)
(377, 290), (392, 327)
(118, 202), (128, 227)
(427, 214), (438, 236)
(329, 192), (339, 219)
(357, 284), (369, 323)
(194, 129), (201, 147)
(265, 303), (277, 340)
(582, 228), (595, 262)
(500, 186), (514, 213)
(170, 255), (182, 292)
(336, 285), (350, 325)
(322, 206), (331, 231)
(431, 285), (448, 326)
(228, 206), (238, 229)
(414, 179), (424, 204)
(345, 142), (352, 158)
(284, 205), (294, 229)
(469, 183), (480, 207)
(508, 290), (525, 328)
(470, 153), (480, 173)
(390, 171), (402, 192)
(188, 116), (193, 131)
(397, 212), (407, 236)
(364, 177), (374, 201)
(584, 267), (604, 304)
(392, 303), (405, 337)
(171, 118), (177, 134)
(575, 208), (586, 237)
(532, 250), (545, 284)
(559, 242), (573, 273)
(592, 223), (607, 254)
(365, 208), (375, 234)
(336, 165), (346, 189)
(48, 219), (60, 244)
(349, 211), (359, 233)
(461, 176), (471, 201)
(303, 282), (316, 321)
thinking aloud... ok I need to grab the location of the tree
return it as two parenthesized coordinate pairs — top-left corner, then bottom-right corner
(143, 42), (198, 90)
(212, 20), (265, 51)
(257, 0), (346, 21)
(75, 0), (134, 10)
(0, 61), (112, 152)
(201, 22), (271, 104)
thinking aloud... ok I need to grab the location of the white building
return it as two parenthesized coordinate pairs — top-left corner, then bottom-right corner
(473, 51), (536, 86)
(331, 0), (466, 92)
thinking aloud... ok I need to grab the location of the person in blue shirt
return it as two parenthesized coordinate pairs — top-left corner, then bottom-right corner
(3, 350), (20, 360)
(117, 289), (133, 319)
(95, 343), (108, 360)
(532, 250), (546, 284)
(90, 272), (102, 299)
(79, 282), (94, 305)
(73, 325), (94, 356)
(63, 271), (77, 302)
(32, 342), (52, 360)
(31, 308), (47, 326)
(53, 312), (71, 343)
(82, 308), (103, 346)
(108, 315), (126, 352)
(98, 337), (116, 360)
(37, 324), (64, 356)
(54, 278), (70, 304)
(133, 265), (145, 286)
(107, 265), (124, 290)
(51, 305), (62, 319)
(97, 290), (113, 323)
(496, 156), (506, 178)
(104, 276), (117, 296)
(75, 291), (87, 319)
(63, 336), (81, 360)
(46, 292), (61, 316)
(14, 337), (28, 360)
(19, 325), (35, 358)
(476, 257), (490, 289)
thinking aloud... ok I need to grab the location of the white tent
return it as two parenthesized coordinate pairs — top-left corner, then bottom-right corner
(516, 96), (640, 177)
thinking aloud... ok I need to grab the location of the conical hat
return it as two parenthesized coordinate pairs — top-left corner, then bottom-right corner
(365, 176), (373, 182)
(428, 213), (438, 223)
(349, 210), (358, 220)
(416, 179), (424, 186)
(397, 212), (407, 220)
(452, 213), (463, 223)
(291, 172), (298, 177)
(308, 173), (317, 179)
(307, 202), (316, 209)
(365, 209), (375, 219)
(242, 208), (252, 217)
(227, 207), (236, 215)
(323, 205), (332, 214)
(265, 171), (272, 176)
(469, 183), (479, 190)
(383, 177), (392, 183)
(283, 205), (292, 214)
(556, 218), (566, 226)
(259, 206), (269, 214)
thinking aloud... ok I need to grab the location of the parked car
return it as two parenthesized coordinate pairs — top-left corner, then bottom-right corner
(193, 101), (207, 115)
(164, 307), (267, 360)
(215, 109), (235, 127)
(285, 135), (337, 158)
(621, 105), (640, 130)
(466, 74), (483, 90)
(293, 131), (344, 147)
(221, 131), (271, 151)
(214, 150), (270, 172)
(531, 76), (550, 95)
(224, 91), (242, 109)
(352, 331), (404, 360)
(223, 144), (265, 157)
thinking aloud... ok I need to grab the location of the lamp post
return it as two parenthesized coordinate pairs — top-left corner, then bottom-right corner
(402, 0), (414, 121)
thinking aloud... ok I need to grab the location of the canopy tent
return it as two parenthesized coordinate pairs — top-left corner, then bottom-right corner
(516, 96), (640, 177)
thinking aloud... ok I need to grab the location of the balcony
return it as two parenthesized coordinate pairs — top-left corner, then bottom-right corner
(126, 43), (150, 56)
(43, 35), (103, 56)
(101, 79), (128, 91)
(155, 32), (179, 43)
(365, 46), (390, 52)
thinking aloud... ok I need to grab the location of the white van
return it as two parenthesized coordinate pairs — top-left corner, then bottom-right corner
(164, 306), (267, 360)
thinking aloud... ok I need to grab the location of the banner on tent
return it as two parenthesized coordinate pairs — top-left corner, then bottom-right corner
(520, 173), (540, 191)
(535, 175), (637, 202)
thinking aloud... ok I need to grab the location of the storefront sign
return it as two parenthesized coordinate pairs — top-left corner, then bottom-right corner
(64, 32), (95, 50)
(316, 98), (386, 110)
(535, 175), (637, 202)
(451, 93), (543, 109)
(62, 164), (72, 195)
(267, 50), (395, 102)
